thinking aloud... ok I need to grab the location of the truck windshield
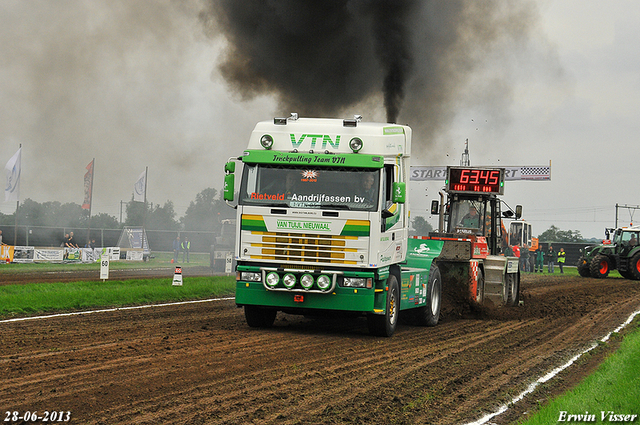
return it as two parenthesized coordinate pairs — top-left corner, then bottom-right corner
(239, 164), (379, 211)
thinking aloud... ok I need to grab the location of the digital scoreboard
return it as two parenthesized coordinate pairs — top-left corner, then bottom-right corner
(446, 167), (505, 195)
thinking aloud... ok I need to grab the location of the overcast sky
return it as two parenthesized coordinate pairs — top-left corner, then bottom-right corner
(1, 0), (639, 239)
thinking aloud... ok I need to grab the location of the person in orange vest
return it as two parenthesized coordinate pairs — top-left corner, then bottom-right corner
(512, 244), (520, 259)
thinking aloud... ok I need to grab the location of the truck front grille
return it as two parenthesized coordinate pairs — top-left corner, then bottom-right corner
(246, 231), (364, 265)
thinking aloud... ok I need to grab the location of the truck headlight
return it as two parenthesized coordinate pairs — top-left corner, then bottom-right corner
(282, 273), (296, 289)
(343, 277), (371, 288)
(266, 272), (279, 287)
(349, 137), (363, 153)
(300, 274), (314, 290)
(317, 274), (331, 290)
(260, 134), (274, 149)
(240, 272), (262, 282)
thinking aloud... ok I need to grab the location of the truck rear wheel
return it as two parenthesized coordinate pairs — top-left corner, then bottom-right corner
(577, 256), (591, 277)
(244, 306), (277, 328)
(589, 254), (610, 278)
(630, 252), (640, 280)
(368, 274), (399, 337)
(413, 264), (441, 327)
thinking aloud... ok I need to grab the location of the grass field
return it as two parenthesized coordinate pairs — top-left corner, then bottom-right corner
(0, 251), (212, 273)
(519, 318), (640, 424)
(0, 275), (235, 319)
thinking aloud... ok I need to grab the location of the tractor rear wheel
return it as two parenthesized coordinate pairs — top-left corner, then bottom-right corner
(629, 252), (640, 280)
(589, 254), (611, 278)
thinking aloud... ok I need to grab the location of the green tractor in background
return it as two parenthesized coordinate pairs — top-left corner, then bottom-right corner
(577, 226), (640, 279)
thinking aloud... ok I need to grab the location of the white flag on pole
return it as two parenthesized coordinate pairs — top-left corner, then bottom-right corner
(4, 147), (21, 202)
(133, 170), (146, 202)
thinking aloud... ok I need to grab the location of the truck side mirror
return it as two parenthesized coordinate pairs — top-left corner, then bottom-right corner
(392, 182), (405, 203)
(223, 174), (235, 201)
(430, 200), (439, 215)
(515, 205), (522, 220)
(223, 161), (236, 202)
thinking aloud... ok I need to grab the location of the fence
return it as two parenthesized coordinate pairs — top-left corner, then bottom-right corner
(0, 225), (228, 254)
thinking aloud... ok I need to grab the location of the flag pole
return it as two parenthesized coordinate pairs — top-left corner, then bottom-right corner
(87, 158), (95, 243)
(13, 144), (21, 246)
(142, 166), (148, 230)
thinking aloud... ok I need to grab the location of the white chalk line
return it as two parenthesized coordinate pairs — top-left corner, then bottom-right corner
(464, 308), (640, 425)
(0, 297), (236, 324)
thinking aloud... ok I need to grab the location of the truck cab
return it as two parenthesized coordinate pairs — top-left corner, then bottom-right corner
(224, 115), (431, 336)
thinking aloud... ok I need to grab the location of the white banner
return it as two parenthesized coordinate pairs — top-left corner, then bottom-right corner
(409, 165), (551, 181)
(98, 247), (120, 261)
(4, 147), (21, 202)
(12, 246), (34, 263)
(125, 249), (144, 261)
(133, 170), (146, 202)
(34, 248), (64, 262)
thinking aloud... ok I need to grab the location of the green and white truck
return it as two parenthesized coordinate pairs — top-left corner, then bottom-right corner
(224, 114), (520, 336)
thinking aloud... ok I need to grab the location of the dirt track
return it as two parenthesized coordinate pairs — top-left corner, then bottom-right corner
(2, 273), (640, 424)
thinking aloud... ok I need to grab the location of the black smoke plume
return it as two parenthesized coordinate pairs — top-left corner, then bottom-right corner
(202, 1), (536, 129)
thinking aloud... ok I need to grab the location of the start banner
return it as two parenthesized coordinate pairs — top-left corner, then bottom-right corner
(410, 165), (551, 181)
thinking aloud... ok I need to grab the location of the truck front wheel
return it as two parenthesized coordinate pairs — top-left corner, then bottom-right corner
(589, 254), (611, 278)
(368, 274), (399, 337)
(244, 306), (277, 328)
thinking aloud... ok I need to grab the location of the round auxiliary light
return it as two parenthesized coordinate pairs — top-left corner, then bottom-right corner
(260, 134), (274, 150)
(282, 273), (296, 289)
(349, 137), (363, 153)
(300, 274), (314, 290)
(266, 272), (280, 288)
(317, 274), (331, 290)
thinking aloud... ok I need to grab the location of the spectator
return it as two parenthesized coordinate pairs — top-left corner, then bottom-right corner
(0, 229), (4, 245)
(535, 248), (544, 273)
(62, 233), (70, 247)
(547, 245), (555, 273)
(520, 245), (530, 272)
(67, 232), (79, 248)
(181, 237), (191, 263)
(172, 235), (181, 263)
(557, 248), (566, 273)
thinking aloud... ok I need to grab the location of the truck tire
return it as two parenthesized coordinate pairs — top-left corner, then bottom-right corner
(368, 274), (399, 337)
(589, 254), (611, 278)
(244, 306), (277, 328)
(577, 256), (591, 277)
(475, 268), (484, 304)
(504, 273), (519, 307)
(630, 252), (640, 280)
(413, 264), (441, 327)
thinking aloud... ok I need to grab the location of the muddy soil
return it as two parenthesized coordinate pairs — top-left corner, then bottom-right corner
(1, 273), (639, 424)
